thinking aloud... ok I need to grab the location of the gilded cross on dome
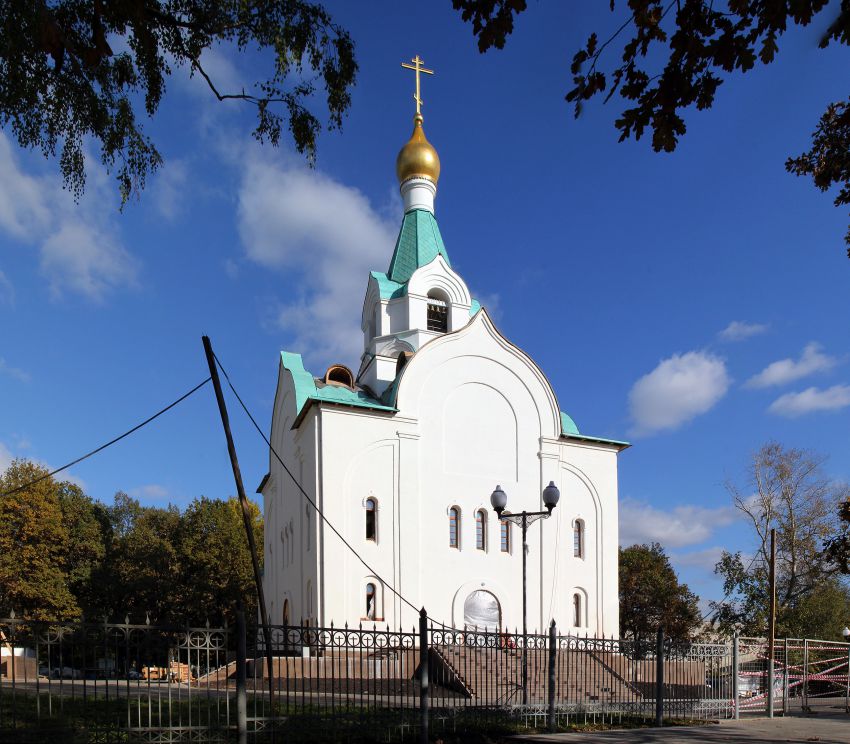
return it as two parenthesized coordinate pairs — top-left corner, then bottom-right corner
(401, 55), (434, 115)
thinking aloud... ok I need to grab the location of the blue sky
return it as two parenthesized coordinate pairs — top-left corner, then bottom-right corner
(1, 2), (848, 609)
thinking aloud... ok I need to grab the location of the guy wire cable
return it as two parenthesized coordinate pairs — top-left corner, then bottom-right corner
(212, 350), (456, 628)
(1, 377), (211, 498)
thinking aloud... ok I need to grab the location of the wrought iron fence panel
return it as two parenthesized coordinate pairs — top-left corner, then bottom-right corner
(6, 613), (849, 741)
(1, 615), (235, 743)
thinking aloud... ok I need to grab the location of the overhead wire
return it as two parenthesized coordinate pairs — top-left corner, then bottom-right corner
(0, 378), (211, 498)
(211, 351), (452, 627)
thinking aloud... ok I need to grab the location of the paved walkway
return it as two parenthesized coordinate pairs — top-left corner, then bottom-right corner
(512, 712), (850, 743)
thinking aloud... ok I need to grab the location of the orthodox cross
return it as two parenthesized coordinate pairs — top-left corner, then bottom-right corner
(401, 55), (434, 115)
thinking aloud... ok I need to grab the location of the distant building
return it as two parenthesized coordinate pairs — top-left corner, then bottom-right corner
(259, 67), (628, 635)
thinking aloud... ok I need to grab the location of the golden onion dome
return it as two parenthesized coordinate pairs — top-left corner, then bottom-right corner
(396, 114), (440, 185)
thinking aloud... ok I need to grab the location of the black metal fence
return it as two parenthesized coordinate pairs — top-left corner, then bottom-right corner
(2, 612), (849, 743)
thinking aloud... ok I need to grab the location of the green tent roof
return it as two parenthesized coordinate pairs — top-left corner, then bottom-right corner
(386, 209), (450, 283)
(281, 352), (396, 425)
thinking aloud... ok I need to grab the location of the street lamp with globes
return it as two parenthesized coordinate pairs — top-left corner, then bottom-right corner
(490, 481), (560, 706)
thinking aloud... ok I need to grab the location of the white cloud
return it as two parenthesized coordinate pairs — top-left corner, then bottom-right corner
(0, 270), (13, 306)
(746, 342), (837, 388)
(671, 546), (725, 573)
(619, 499), (739, 549)
(41, 220), (137, 301)
(0, 357), (30, 383)
(0, 442), (13, 472)
(0, 131), (138, 301)
(719, 320), (768, 342)
(150, 160), (189, 220)
(768, 384), (850, 417)
(628, 351), (731, 435)
(237, 153), (395, 366)
(129, 484), (171, 502)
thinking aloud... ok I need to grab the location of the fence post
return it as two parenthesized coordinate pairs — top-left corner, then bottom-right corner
(783, 638), (789, 716)
(655, 627), (664, 727)
(845, 644), (849, 714)
(419, 608), (429, 744)
(547, 620), (556, 732)
(732, 633), (739, 720)
(236, 609), (247, 744)
(803, 638), (809, 711)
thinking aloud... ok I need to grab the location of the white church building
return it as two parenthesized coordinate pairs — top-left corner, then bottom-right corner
(259, 75), (629, 637)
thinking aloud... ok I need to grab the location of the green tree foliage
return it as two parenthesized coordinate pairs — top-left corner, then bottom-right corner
(0, 461), (263, 624)
(824, 495), (850, 573)
(619, 542), (700, 649)
(175, 496), (263, 626)
(452, 0), (850, 255)
(0, 460), (79, 619)
(0, 0), (357, 202)
(97, 491), (183, 623)
(712, 441), (849, 636)
(57, 481), (108, 615)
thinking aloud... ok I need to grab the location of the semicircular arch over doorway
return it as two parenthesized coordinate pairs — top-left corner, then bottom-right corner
(463, 590), (501, 632)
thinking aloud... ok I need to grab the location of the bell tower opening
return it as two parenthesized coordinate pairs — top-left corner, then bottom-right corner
(426, 289), (449, 333)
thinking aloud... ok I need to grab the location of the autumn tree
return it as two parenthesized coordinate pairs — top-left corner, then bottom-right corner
(0, 0), (356, 202)
(0, 460), (79, 619)
(174, 496), (263, 627)
(712, 441), (849, 636)
(57, 481), (108, 616)
(619, 542), (700, 649)
(453, 1), (850, 255)
(95, 491), (183, 623)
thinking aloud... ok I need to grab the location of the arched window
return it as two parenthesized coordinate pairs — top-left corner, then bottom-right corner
(365, 498), (377, 541)
(427, 289), (449, 333)
(574, 520), (584, 558)
(306, 580), (313, 620)
(573, 593), (582, 628)
(306, 505), (311, 552)
(281, 527), (288, 567)
(500, 520), (511, 553)
(282, 599), (290, 626)
(449, 507), (460, 549)
(366, 582), (376, 620)
(475, 509), (487, 551)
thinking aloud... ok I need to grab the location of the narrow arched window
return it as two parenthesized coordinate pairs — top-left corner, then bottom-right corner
(449, 507), (460, 548)
(573, 593), (582, 628)
(282, 599), (290, 626)
(476, 509), (487, 551)
(500, 520), (511, 553)
(366, 582), (376, 620)
(365, 498), (377, 541)
(305, 505), (311, 552)
(574, 520), (584, 558)
(427, 289), (449, 333)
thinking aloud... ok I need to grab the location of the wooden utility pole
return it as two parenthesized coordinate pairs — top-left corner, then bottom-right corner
(202, 336), (275, 703)
(767, 527), (776, 717)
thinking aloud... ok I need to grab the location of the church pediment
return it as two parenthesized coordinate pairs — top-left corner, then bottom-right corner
(392, 309), (563, 441)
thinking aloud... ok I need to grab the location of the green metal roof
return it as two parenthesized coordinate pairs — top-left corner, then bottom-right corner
(280, 352), (396, 426)
(370, 271), (406, 300)
(559, 409), (629, 448)
(562, 432), (631, 449)
(469, 299), (481, 316)
(386, 209), (450, 283)
(560, 411), (580, 436)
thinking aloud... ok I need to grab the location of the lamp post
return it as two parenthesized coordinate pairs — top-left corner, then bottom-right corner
(490, 481), (560, 706)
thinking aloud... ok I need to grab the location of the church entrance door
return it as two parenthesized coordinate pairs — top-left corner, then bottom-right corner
(463, 590), (500, 632)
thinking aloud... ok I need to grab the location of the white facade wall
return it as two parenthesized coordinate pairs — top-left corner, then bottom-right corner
(264, 310), (621, 636)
